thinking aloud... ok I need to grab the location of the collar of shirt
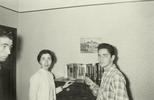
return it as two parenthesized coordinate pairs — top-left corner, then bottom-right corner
(104, 64), (116, 73)
(40, 68), (54, 76)
(40, 68), (49, 72)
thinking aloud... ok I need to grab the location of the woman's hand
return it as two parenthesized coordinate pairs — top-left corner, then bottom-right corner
(63, 80), (74, 89)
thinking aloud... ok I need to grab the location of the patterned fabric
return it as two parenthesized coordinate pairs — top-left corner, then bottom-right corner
(91, 64), (129, 100)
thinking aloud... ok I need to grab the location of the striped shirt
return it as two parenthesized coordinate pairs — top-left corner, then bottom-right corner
(90, 64), (129, 100)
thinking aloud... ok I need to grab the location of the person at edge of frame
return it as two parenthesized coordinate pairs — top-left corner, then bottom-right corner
(0, 28), (13, 100)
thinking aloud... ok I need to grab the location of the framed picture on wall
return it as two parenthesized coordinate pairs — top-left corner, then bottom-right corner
(0, 25), (17, 100)
(80, 38), (103, 53)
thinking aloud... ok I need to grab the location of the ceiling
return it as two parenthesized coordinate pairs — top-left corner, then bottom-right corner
(0, 0), (18, 11)
(0, 0), (151, 12)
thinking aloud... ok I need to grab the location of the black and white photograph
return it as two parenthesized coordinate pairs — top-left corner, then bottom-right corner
(0, 0), (154, 100)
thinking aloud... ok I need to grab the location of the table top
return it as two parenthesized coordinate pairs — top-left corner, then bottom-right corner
(55, 77), (85, 83)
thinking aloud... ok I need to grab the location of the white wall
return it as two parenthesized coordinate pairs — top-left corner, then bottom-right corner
(18, 1), (154, 100)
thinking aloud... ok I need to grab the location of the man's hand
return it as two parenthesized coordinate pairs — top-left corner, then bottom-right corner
(84, 76), (94, 86)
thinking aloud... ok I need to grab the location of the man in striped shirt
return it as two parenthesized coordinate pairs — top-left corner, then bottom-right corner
(85, 43), (129, 100)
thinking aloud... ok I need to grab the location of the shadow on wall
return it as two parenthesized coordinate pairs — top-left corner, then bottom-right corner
(114, 46), (134, 100)
(17, 35), (23, 60)
(124, 72), (134, 100)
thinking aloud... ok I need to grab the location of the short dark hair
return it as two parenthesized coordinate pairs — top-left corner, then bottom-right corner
(37, 49), (57, 65)
(97, 43), (115, 56)
(0, 28), (13, 40)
